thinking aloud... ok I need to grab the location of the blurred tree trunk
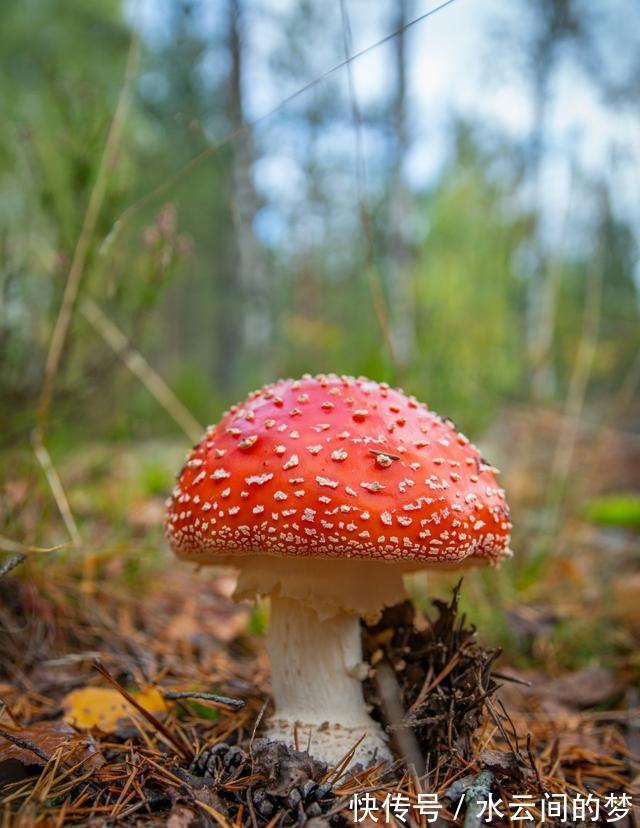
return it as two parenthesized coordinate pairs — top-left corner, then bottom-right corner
(525, 35), (557, 402)
(151, 0), (242, 395)
(524, 0), (582, 401)
(387, 0), (416, 369)
(227, 0), (272, 366)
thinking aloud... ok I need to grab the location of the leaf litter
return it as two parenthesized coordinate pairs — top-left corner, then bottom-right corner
(0, 569), (637, 826)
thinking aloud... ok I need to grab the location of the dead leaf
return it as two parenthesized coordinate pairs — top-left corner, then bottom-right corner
(478, 749), (526, 779)
(0, 720), (103, 786)
(537, 667), (619, 709)
(510, 666), (620, 717)
(63, 686), (169, 732)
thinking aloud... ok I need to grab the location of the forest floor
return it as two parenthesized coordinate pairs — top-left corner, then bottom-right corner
(1, 407), (638, 826)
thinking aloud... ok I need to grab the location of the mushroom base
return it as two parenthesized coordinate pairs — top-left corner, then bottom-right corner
(265, 594), (392, 769)
(265, 718), (390, 770)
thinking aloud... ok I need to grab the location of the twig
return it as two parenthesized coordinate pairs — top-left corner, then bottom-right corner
(164, 691), (245, 709)
(31, 437), (82, 549)
(0, 535), (66, 556)
(0, 553), (26, 579)
(0, 726), (51, 764)
(375, 660), (424, 775)
(93, 660), (194, 761)
(80, 298), (203, 443)
(491, 671), (532, 687)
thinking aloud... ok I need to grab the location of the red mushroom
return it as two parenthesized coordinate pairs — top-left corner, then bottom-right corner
(165, 374), (511, 767)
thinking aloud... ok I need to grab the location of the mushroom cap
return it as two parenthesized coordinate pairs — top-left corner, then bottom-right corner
(164, 374), (511, 568)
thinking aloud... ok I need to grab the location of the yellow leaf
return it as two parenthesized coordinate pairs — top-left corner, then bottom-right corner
(63, 686), (169, 732)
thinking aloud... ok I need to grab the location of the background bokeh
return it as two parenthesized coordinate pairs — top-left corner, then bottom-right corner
(1, 0), (639, 674)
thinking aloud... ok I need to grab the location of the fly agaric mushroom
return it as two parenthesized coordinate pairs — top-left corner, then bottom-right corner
(164, 374), (511, 767)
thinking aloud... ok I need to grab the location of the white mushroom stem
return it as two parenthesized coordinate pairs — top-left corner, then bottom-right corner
(265, 594), (391, 768)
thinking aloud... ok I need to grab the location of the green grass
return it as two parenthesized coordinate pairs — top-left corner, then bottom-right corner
(582, 493), (640, 529)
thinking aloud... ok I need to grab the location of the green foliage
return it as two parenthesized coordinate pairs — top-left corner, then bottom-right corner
(408, 131), (531, 430)
(582, 493), (640, 529)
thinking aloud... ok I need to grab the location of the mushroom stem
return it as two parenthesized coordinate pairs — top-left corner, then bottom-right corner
(265, 593), (391, 768)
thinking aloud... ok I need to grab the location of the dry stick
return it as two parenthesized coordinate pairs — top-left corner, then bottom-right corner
(0, 554), (26, 579)
(93, 660), (193, 762)
(491, 671), (531, 687)
(0, 727), (51, 764)
(163, 691), (245, 709)
(339, 0), (399, 377)
(0, 535), (67, 556)
(375, 661), (425, 776)
(80, 298), (203, 444)
(31, 439), (82, 549)
(101, 0), (458, 253)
